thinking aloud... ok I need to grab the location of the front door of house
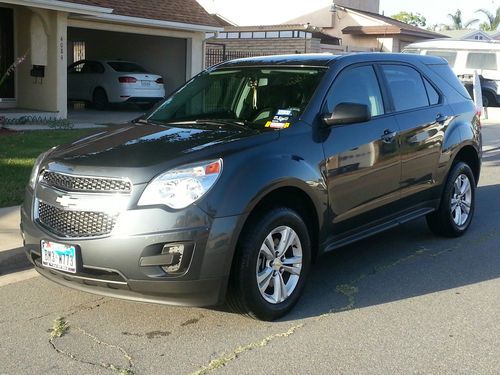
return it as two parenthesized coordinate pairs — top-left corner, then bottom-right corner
(0, 7), (15, 101)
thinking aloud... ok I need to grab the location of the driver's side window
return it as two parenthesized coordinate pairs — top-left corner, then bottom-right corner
(326, 65), (384, 117)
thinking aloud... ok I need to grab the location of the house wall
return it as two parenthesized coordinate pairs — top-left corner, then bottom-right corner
(14, 6), (67, 116)
(68, 28), (187, 94)
(207, 37), (322, 54)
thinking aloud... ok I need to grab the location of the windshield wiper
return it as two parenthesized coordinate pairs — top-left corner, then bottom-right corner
(195, 119), (249, 131)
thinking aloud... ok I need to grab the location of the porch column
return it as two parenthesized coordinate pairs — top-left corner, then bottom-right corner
(186, 33), (205, 80)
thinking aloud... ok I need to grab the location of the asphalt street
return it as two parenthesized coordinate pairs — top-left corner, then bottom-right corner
(0, 122), (499, 375)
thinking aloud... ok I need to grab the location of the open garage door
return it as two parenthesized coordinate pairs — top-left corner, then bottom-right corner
(68, 27), (187, 100)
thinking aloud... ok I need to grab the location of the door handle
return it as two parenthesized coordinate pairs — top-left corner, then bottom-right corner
(436, 113), (448, 124)
(381, 129), (397, 143)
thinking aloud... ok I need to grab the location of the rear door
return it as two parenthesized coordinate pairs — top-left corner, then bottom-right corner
(322, 64), (401, 237)
(379, 63), (450, 206)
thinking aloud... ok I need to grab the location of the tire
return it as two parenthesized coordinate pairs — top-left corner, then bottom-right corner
(92, 88), (108, 110)
(227, 207), (311, 321)
(482, 92), (496, 108)
(426, 161), (476, 237)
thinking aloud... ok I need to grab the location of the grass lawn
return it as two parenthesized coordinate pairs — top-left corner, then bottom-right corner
(0, 129), (98, 208)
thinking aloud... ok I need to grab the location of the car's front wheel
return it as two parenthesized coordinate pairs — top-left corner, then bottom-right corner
(427, 161), (476, 237)
(227, 208), (311, 320)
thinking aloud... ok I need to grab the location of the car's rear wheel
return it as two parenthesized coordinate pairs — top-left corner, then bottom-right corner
(427, 161), (475, 237)
(227, 208), (311, 320)
(92, 88), (108, 110)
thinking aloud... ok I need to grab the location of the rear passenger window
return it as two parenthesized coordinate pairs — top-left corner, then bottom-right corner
(382, 65), (429, 111)
(326, 65), (384, 117)
(424, 78), (440, 105)
(466, 53), (497, 70)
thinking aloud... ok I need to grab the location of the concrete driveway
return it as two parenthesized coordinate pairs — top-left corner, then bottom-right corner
(0, 123), (499, 374)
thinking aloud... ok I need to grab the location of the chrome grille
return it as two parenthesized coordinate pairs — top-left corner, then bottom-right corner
(41, 171), (131, 193)
(37, 201), (118, 238)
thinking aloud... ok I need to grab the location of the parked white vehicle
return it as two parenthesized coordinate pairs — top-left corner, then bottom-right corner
(68, 60), (166, 109)
(403, 40), (500, 107)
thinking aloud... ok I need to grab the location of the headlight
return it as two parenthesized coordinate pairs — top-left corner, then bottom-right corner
(28, 148), (54, 190)
(138, 159), (222, 209)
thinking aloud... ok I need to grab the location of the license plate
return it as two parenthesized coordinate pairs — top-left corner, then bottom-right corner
(41, 240), (77, 274)
(141, 80), (151, 87)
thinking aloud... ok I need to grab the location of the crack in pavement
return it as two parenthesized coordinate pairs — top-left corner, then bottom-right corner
(48, 317), (135, 375)
(187, 324), (304, 375)
(29, 297), (108, 321)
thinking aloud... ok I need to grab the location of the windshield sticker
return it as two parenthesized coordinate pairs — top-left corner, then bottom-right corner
(265, 121), (290, 129)
(272, 115), (290, 123)
(276, 109), (293, 116)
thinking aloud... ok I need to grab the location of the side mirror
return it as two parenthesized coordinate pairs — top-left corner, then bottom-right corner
(322, 102), (371, 126)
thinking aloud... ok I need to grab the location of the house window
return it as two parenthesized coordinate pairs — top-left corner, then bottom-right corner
(227, 32), (239, 39)
(253, 31), (265, 38)
(73, 41), (85, 62)
(240, 32), (253, 38)
(266, 31), (279, 38)
(279, 31), (293, 38)
(217, 32), (227, 39)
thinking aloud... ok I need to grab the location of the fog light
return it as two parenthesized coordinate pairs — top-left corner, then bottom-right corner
(161, 244), (184, 273)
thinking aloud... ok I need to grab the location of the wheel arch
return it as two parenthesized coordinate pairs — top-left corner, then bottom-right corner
(453, 145), (481, 186)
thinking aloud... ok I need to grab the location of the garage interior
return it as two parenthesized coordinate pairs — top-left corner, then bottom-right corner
(67, 27), (188, 98)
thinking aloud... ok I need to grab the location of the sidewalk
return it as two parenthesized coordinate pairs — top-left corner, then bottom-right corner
(0, 206), (35, 284)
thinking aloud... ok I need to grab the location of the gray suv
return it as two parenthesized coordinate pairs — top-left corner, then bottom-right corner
(22, 53), (482, 320)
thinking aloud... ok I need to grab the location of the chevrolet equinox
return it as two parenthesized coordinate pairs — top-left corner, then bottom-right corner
(22, 53), (482, 320)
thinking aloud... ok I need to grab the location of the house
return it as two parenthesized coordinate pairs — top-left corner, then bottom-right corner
(205, 24), (342, 67)
(285, 2), (445, 52)
(0, 0), (221, 118)
(440, 29), (500, 41)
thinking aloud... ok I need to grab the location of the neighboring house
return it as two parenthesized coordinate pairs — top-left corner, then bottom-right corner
(286, 4), (445, 52)
(0, 0), (221, 117)
(441, 29), (500, 41)
(205, 24), (341, 67)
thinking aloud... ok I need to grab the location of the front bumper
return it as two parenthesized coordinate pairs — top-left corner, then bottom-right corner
(20, 196), (241, 307)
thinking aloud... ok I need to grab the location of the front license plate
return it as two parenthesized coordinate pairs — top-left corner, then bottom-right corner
(41, 240), (77, 274)
(141, 80), (151, 87)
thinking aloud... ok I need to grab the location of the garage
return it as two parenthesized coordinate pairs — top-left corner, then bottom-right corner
(0, 0), (221, 119)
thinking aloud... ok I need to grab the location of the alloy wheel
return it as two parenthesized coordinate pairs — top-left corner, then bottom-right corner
(255, 225), (302, 304)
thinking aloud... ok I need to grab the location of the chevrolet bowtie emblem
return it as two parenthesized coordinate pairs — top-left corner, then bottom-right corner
(55, 195), (78, 208)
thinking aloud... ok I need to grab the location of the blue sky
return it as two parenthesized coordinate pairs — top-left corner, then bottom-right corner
(197, 0), (499, 28)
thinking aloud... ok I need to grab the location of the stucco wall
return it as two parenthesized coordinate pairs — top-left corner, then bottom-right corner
(68, 28), (187, 94)
(15, 7), (67, 115)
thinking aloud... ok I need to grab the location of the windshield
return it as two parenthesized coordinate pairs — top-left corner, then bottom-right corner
(147, 67), (326, 129)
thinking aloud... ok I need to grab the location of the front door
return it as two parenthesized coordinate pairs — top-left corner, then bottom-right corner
(321, 64), (401, 239)
(0, 7), (14, 101)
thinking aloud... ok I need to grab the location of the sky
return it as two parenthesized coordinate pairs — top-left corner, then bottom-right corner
(197, 0), (499, 28)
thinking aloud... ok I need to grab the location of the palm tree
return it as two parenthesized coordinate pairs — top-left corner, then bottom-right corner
(447, 10), (478, 30)
(475, 7), (500, 31)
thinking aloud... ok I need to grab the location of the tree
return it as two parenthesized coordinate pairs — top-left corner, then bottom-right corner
(447, 9), (477, 30)
(392, 11), (427, 27)
(475, 7), (500, 31)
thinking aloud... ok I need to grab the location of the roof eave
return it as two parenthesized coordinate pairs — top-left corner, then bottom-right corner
(1, 0), (113, 15)
(70, 13), (223, 33)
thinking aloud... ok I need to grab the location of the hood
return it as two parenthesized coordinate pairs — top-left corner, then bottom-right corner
(45, 122), (277, 184)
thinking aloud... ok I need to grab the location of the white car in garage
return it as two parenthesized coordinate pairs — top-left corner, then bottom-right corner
(68, 59), (166, 109)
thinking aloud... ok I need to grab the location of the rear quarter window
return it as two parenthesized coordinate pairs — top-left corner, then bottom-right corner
(427, 64), (471, 99)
